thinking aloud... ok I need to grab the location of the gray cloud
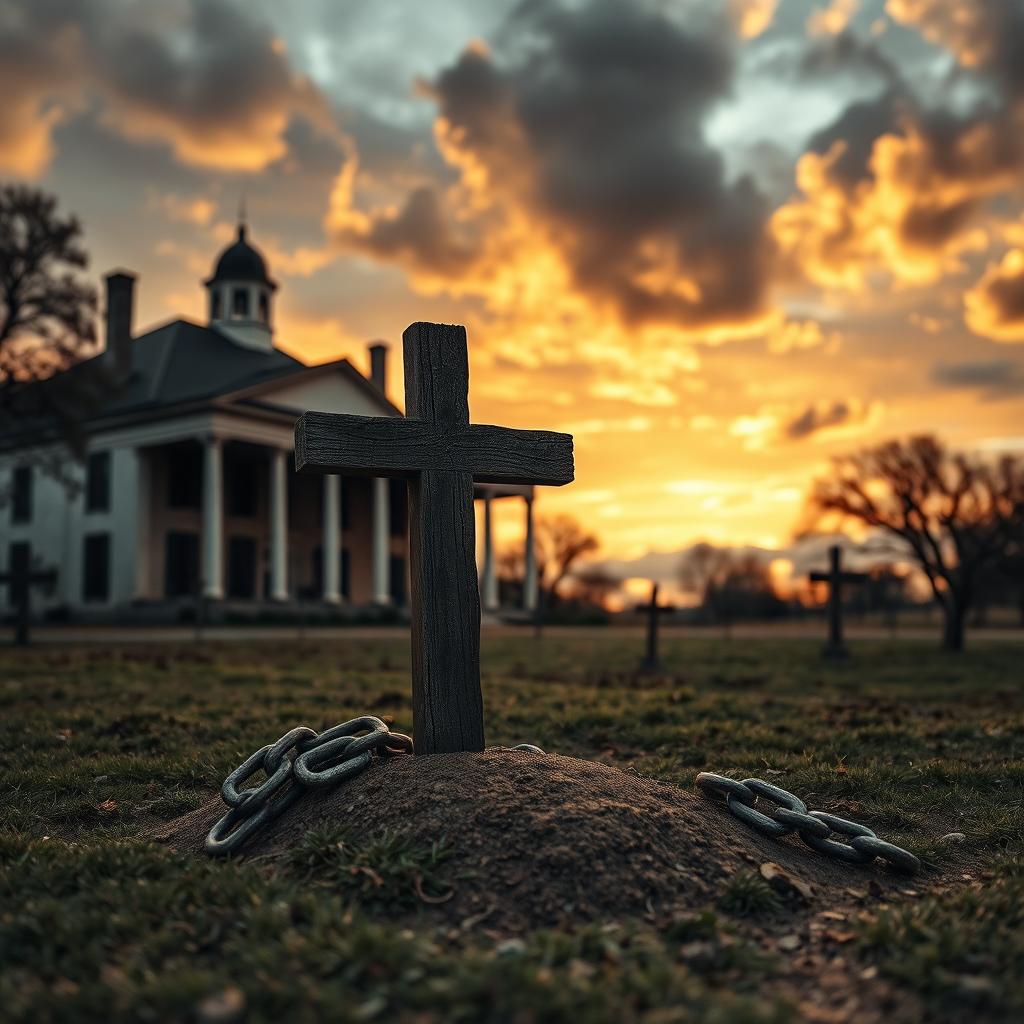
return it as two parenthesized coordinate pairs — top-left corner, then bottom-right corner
(0, 0), (333, 175)
(932, 358), (1024, 399)
(783, 400), (857, 440)
(336, 0), (777, 331)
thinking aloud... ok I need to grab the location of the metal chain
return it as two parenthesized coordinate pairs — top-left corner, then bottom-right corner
(206, 720), (546, 857)
(695, 772), (921, 874)
(206, 716), (413, 856)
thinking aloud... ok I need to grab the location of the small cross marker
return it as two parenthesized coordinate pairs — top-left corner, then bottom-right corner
(808, 545), (868, 661)
(639, 581), (671, 673)
(295, 322), (574, 755)
(0, 561), (57, 646)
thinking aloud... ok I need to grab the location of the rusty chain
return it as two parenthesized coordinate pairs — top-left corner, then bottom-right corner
(695, 772), (920, 874)
(206, 718), (545, 857)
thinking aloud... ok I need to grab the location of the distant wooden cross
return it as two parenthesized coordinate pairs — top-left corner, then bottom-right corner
(809, 545), (867, 661)
(639, 582), (671, 673)
(295, 322), (574, 755)
(0, 561), (57, 646)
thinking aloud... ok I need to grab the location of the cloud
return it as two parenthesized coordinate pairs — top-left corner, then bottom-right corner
(886, 0), (1024, 96)
(964, 249), (1024, 342)
(0, 0), (334, 176)
(729, 0), (779, 39)
(807, 0), (861, 38)
(932, 357), (1024, 397)
(327, 0), (777, 337)
(774, 0), (1024, 293)
(782, 398), (874, 440)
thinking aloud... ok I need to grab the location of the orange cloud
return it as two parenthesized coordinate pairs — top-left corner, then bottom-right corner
(0, 0), (335, 176)
(729, 0), (779, 39)
(807, 0), (860, 37)
(964, 250), (1024, 342)
(773, 119), (1014, 291)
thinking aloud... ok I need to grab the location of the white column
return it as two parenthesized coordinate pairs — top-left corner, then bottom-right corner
(202, 437), (224, 600)
(482, 491), (499, 612)
(270, 447), (289, 601)
(372, 476), (391, 604)
(523, 496), (538, 612)
(323, 474), (341, 604)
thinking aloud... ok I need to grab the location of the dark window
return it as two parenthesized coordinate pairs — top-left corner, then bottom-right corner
(389, 554), (406, 607)
(211, 290), (222, 319)
(389, 479), (407, 537)
(258, 291), (269, 323)
(82, 533), (110, 603)
(311, 546), (323, 595)
(165, 532), (199, 597)
(228, 460), (258, 517)
(232, 287), (249, 318)
(86, 451), (110, 513)
(340, 477), (351, 531)
(11, 466), (31, 523)
(227, 536), (257, 599)
(167, 446), (201, 509)
(341, 549), (350, 600)
(7, 541), (29, 607)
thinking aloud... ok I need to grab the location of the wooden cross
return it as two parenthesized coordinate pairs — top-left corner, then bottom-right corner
(295, 322), (574, 755)
(0, 561), (57, 646)
(808, 545), (867, 661)
(639, 581), (672, 673)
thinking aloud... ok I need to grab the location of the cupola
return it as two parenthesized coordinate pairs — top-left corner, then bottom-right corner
(205, 218), (277, 351)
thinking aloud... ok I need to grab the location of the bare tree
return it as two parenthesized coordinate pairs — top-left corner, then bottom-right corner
(678, 542), (731, 613)
(0, 185), (101, 486)
(803, 435), (1024, 651)
(566, 567), (621, 607)
(535, 514), (600, 600)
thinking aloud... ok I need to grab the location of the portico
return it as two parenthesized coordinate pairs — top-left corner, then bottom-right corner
(0, 221), (547, 622)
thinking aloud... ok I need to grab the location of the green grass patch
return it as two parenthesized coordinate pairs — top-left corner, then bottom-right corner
(0, 633), (1022, 1020)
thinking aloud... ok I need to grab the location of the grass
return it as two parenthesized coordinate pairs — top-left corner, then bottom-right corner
(1, 631), (1023, 1021)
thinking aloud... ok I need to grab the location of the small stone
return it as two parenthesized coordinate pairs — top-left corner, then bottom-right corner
(495, 938), (526, 956)
(778, 934), (802, 952)
(196, 987), (245, 1024)
(761, 862), (814, 902)
(939, 832), (967, 844)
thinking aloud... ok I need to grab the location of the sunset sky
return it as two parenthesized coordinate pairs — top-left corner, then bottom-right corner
(4, 0), (1024, 570)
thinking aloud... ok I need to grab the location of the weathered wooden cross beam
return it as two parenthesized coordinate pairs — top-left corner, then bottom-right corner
(0, 562), (57, 646)
(808, 544), (868, 661)
(295, 322), (574, 755)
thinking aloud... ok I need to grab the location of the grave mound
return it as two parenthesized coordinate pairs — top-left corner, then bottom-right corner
(153, 749), (909, 932)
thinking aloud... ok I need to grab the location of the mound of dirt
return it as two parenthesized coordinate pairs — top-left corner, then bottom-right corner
(153, 750), (910, 932)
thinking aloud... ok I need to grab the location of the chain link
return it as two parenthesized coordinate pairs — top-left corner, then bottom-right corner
(206, 722), (546, 856)
(206, 716), (412, 856)
(695, 772), (921, 874)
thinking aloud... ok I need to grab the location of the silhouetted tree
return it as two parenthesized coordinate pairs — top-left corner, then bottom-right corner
(0, 185), (101, 490)
(678, 543), (785, 627)
(535, 514), (600, 600)
(678, 542), (731, 620)
(567, 567), (620, 608)
(803, 436), (1024, 651)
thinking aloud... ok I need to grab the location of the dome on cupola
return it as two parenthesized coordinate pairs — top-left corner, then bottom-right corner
(207, 224), (276, 289)
(204, 216), (277, 352)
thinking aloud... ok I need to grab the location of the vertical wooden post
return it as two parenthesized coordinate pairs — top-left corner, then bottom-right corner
(404, 323), (484, 754)
(826, 545), (844, 656)
(640, 581), (661, 673)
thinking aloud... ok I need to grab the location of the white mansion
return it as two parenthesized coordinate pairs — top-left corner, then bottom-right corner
(0, 223), (538, 621)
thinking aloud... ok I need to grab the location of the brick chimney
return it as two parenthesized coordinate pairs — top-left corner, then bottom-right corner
(368, 341), (388, 394)
(104, 270), (136, 380)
